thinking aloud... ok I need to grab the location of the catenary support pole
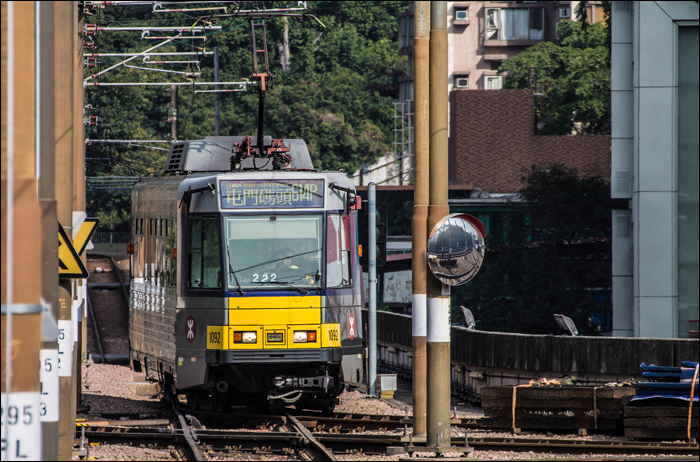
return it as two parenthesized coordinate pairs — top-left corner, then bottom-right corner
(368, 183), (378, 396)
(2, 2), (44, 460)
(214, 46), (220, 136)
(427, 0), (451, 450)
(74, 3), (88, 418)
(411, 0), (430, 440)
(38, 1), (60, 459)
(170, 85), (178, 141)
(54, 2), (77, 457)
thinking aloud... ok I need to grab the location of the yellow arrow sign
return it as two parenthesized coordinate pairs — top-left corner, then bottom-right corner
(73, 218), (99, 256)
(59, 221), (88, 278)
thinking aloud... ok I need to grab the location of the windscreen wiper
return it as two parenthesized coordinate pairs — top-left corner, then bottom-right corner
(226, 244), (245, 295)
(231, 248), (320, 274)
(258, 280), (309, 295)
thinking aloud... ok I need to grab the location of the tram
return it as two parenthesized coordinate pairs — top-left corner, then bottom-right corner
(128, 136), (363, 411)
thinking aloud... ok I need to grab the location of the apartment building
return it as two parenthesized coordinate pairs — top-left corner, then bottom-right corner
(398, 1), (586, 103)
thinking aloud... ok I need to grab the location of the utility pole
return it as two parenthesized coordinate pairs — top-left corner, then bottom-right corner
(214, 47), (220, 136)
(74, 1), (87, 417)
(426, 0), (451, 450)
(281, 16), (290, 72)
(54, 2), (78, 458)
(38, 1), (60, 459)
(2, 2), (44, 460)
(411, 0), (430, 441)
(170, 85), (178, 141)
(368, 183), (378, 396)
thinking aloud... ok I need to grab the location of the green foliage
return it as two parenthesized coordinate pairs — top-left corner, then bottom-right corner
(85, 1), (408, 229)
(499, 20), (610, 135)
(451, 164), (615, 335)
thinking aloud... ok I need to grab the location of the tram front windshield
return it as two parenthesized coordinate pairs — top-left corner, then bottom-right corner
(224, 215), (323, 290)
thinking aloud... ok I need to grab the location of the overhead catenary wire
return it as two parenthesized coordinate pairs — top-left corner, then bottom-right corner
(87, 26), (222, 32)
(86, 51), (213, 57)
(86, 139), (171, 143)
(84, 32), (189, 82)
(85, 81), (250, 87)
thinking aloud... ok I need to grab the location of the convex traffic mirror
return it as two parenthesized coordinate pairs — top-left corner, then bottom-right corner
(427, 214), (486, 286)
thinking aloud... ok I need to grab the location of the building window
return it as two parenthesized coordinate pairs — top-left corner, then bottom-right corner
(677, 26), (699, 338)
(454, 75), (469, 88)
(485, 8), (545, 41)
(486, 9), (501, 40)
(455, 8), (468, 21)
(559, 7), (570, 19)
(485, 76), (502, 90)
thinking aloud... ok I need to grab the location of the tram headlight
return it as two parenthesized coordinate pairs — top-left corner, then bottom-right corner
(234, 331), (257, 343)
(293, 331), (317, 343)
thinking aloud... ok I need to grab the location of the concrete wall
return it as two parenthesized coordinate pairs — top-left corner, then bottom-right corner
(367, 309), (699, 401)
(449, 89), (611, 192)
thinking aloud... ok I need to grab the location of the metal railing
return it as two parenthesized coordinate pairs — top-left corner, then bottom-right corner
(91, 232), (130, 244)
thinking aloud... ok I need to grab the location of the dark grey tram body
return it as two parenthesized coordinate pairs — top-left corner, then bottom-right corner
(129, 137), (364, 410)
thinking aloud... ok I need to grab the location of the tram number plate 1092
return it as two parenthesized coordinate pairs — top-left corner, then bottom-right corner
(1, 392), (43, 461)
(207, 326), (226, 349)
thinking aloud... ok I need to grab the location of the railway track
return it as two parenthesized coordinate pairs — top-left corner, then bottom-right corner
(285, 412), (337, 461)
(184, 408), (480, 433)
(169, 400), (206, 461)
(86, 253), (131, 363)
(77, 421), (699, 458)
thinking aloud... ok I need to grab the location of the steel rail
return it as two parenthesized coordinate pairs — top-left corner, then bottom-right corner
(170, 401), (205, 461)
(86, 254), (130, 318)
(85, 291), (106, 364)
(285, 412), (338, 461)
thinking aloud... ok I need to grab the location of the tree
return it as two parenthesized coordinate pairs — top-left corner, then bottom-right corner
(499, 20), (610, 135)
(84, 2), (408, 229)
(451, 164), (618, 335)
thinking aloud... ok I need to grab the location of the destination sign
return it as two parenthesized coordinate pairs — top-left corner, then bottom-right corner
(220, 179), (324, 209)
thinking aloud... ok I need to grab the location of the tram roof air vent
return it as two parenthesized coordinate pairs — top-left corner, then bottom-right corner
(164, 142), (189, 173)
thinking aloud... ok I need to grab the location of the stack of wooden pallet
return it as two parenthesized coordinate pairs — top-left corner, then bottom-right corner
(481, 385), (636, 433)
(623, 399), (698, 439)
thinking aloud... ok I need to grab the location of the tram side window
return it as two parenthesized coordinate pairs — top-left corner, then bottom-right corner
(165, 219), (177, 287)
(327, 214), (351, 287)
(188, 217), (222, 289)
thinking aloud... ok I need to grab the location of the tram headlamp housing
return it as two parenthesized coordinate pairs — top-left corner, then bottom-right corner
(293, 331), (316, 343)
(234, 331), (257, 343)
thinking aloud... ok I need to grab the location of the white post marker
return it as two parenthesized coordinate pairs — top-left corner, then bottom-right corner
(412, 294), (427, 337)
(1, 392), (43, 461)
(71, 281), (81, 346)
(57, 320), (73, 377)
(40, 349), (60, 421)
